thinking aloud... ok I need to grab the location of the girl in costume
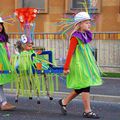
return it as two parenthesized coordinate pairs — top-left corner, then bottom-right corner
(12, 35), (55, 102)
(13, 8), (59, 101)
(14, 35), (49, 74)
(0, 17), (16, 110)
(58, 12), (102, 119)
(13, 35), (42, 99)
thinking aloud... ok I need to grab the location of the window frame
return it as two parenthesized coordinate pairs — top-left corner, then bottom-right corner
(65, 0), (102, 13)
(15, 0), (48, 13)
(119, 0), (120, 13)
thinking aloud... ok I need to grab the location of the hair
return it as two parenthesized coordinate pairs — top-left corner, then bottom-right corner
(15, 41), (25, 53)
(68, 22), (81, 41)
(71, 23), (81, 34)
(70, 20), (90, 39)
(0, 22), (9, 43)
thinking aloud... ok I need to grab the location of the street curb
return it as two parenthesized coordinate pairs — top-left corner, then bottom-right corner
(4, 89), (120, 104)
(53, 92), (120, 104)
(102, 77), (120, 80)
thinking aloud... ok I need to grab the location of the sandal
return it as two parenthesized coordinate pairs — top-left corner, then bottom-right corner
(58, 99), (67, 115)
(83, 111), (100, 119)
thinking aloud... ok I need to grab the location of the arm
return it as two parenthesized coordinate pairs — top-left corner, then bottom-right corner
(64, 36), (78, 74)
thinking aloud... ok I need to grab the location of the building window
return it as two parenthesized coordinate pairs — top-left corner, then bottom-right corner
(15, 0), (48, 13)
(65, 0), (101, 13)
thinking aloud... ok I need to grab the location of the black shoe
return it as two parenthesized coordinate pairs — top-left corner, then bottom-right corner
(58, 99), (67, 115)
(83, 111), (100, 119)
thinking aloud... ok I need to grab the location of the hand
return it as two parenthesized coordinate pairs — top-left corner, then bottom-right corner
(63, 69), (70, 75)
(36, 50), (42, 55)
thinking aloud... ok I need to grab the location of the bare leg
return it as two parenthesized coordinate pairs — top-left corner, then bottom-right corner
(0, 85), (7, 103)
(58, 90), (78, 115)
(0, 85), (16, 110)
(81, 92), (100, 119)
(62, 90), (78, 105)
(81, 92), (91, 113)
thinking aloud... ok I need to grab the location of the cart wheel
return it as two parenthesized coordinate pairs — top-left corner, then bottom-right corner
(37, 100), (40, 104)
(49, 97), (53, 100)
(29, 97), (32, 100)
(15, 99), (18, 103)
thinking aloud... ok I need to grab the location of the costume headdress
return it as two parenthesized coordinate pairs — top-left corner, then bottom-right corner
(74, 12), (91, 25)
(14, 8), (38, 43)
(56, 0), (99, 35)
(57, 11), (91, 37)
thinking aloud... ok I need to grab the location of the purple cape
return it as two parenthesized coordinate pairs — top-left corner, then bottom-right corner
(72, 31), (92, 44)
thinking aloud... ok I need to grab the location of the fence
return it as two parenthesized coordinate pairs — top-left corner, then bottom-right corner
(8, 32), (120, 72)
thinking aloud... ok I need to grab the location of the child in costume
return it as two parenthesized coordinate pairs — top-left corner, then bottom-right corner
(0, 17), (16, 110)
(58, 12), (102, 119)
(13, 36), (40, 100)
(13, 34), (54, 101)
(14, 35), (48, 74)
(13, 8), (59, 101)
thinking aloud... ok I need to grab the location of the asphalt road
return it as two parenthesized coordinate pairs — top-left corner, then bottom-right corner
(0, 95), (119, 120)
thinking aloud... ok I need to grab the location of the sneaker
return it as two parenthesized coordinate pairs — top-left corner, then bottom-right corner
(58, 99), (67, 115)
(1, 103), (16, 111)
(83, 111), (100, 119)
